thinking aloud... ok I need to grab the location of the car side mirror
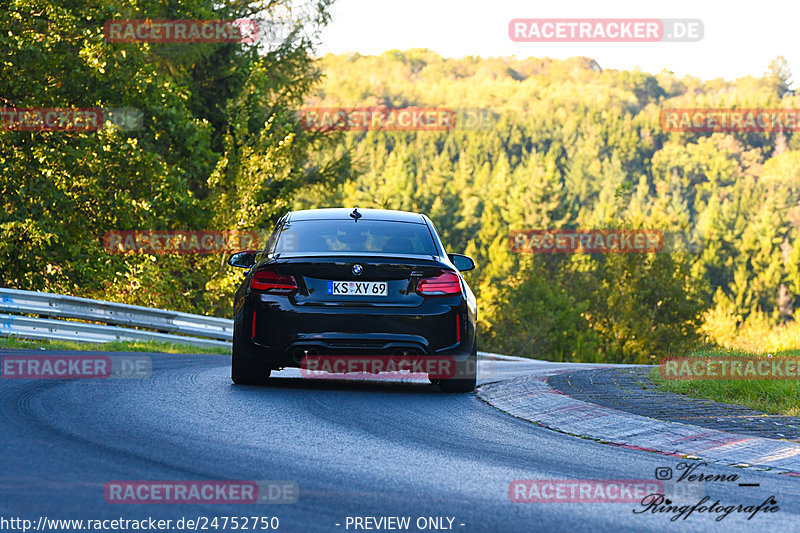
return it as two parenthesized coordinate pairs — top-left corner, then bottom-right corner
(448, 253), (476, 272)
(228, 250), (260, 269)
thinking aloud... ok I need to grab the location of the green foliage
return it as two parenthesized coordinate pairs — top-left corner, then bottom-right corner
(649, 349), (800, 416)
(0, 0), (346, 316)
(0, 335), (229, 355)
(4, 24), (798, 365)
(298, 50), (800, 362)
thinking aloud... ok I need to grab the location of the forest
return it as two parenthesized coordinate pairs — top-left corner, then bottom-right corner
(2, 1), (799, 362)
(294, 50), (800, 362)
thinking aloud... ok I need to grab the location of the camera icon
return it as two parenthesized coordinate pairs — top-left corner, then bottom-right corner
(655, 467), (673, 480)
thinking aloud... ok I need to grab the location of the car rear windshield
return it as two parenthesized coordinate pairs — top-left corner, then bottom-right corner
(273, 219), (438, 255)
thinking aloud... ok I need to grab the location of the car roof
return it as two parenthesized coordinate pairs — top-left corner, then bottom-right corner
(287, 208), (427, 224)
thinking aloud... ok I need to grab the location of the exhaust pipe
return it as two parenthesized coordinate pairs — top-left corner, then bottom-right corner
(391, 348), (420, 357)
(293, 347), (321, 363)
(391, 348), (420, 356)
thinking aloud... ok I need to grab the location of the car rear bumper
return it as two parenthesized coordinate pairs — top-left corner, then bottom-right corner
(245, 293), (473, 368)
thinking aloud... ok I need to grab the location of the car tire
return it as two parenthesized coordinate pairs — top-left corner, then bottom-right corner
(438, 349), (477, 393)
(231, 322), (271, 385)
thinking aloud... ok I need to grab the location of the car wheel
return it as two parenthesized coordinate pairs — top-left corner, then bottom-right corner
(231, 322), (271, 385)
(438, 350), (477, 393)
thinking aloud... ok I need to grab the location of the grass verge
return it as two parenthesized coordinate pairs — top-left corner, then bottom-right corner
(0, 335), (230, 355)
(648, 349), (800, 416)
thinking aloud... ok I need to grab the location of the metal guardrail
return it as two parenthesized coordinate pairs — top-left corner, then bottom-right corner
(0, 288), (232, 349)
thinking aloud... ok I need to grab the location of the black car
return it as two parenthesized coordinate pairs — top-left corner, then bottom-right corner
(227, 208), (478, 392)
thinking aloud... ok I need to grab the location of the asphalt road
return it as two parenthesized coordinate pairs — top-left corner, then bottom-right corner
(0, 349), (798, 532)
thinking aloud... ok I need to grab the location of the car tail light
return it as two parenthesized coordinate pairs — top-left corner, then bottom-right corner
(250, 268), (298, 294)
(416, 271), (462, 297)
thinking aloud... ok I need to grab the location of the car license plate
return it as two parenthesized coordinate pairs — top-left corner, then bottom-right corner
(327, 281), (388, 296)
